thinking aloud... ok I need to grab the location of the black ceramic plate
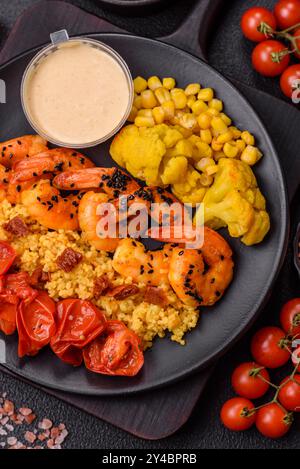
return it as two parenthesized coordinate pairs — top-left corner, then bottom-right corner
(95, 0), (169, 13)
(0, 34), (288, 395)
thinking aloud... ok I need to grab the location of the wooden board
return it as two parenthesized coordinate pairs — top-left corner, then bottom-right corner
(0, 0), (299, 439)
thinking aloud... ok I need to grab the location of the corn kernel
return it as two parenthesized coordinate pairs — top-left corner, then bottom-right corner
(211, 138), (223, 152)
(240, 145), (262, 165)
(200, 129), (212, 144)
(195, 157), (215, 172)
(162, 77), (176, 90)
(196, 141), (213, 159)
(223, 142), (239, 158)
(134, 116), (155, 127)
(148, 76), (163, 91)
(191, 99), (208, 115)
(152, 106), (165, 124)
(155, 87), (171, 105)
(217, 130), (234, 144)
(133, 76), (148, 94)
(185, 83), (201, 96)
(213, 151), (225, 161)
(197, 113), (212, 130)
(241, 131), (255, 146)
(170, 88), (187, 109)
(174, 139), (194, 157)
(187, 95), (196, 109)
(220, 113), (232, 126)
(128, 106), (138, 122)
(229, 126), (242, 139)
(160, 100), (175, 120)
(141, 89), (158, 109)
(198, 88), (214, 101)
(209, 99), (223, 112)
(206, 165), (219, 176)
(206, 108), (219, 117)
(179, 113), (198, 130)
(137, 109), (153, 117)
(199, 173), (213, 187)
(211, 117), (228, 135)
(134, 95), (143, 110)
(235, 139), (246, 153)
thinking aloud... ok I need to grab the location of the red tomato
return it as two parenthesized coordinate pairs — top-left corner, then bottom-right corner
(251, 327), (290, 368)
(280, 64), (300, 98)
(293, 28), (300, 59)
(280, 298), (300, 335)
(231, 362), (270, 399)
(0, 301), (17, 335)
(252, 40), (290, 76)
(274, 0), (300, 29)
(241, 7), (277, 42)
(0, 241), (16, 275)
(278, 375), (300, 411)
(50, 299), (107, 366)
(220, 397), (256, 431)
(16, 291), (56, 357)
(83, 320), (144, 377)
(256, 403), (293, 438)
(4, 272), (37, 302)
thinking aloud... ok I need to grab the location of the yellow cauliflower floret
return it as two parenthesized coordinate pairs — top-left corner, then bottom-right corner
(161, 156), (188, 184)
(172, 164), (206, 204)
(194, 158), (270, 245)
(110, 124), (166, 186)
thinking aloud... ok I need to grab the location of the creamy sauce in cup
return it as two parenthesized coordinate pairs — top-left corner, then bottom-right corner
(22, 40), (132, 147)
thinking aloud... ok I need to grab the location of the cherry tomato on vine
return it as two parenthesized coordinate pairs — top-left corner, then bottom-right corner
(274, 0), (300, 29)
(251, 327), (290, 368)
(280, 64), (300, 98)
(231, 362), (270, 399)
(280, 298), (300, 335)
(256, 403), (293, 439)
(278, 375), (300, 412)
(241, 7), (277, 42)
(220, 397), (256, 431)
(252, 40), (290, 77)
(293, 28), (300, 59)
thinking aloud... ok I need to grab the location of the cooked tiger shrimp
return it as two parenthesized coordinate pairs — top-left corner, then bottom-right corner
(11, 148), (94, 184)
(78, 191), (120, 252)
(112, 238), (173, 286)
(21, 179), (83, 230)
(0, 135), (47, 168)
(168, 226), (234, 307)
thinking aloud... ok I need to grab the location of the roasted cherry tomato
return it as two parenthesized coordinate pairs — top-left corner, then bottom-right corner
(241, 7), (277, 42)
(50, 299), (107, 366)
(274, 0), (300, 29)
(4, 272), (37, 302)
(251, 327), (290, 368)
(220, 397), (256, 431)
(16, 291), (56, 357)
(280, 298), (300, 335)
(256, 403), (293, 438)
(231, 362), (270, 399)
(252, 40), (290, 76)
(0, 241), (16, 275)
(280, 64), (300, 98)
(278, 375), (300, 412)
(0, 300), (18, 335)
(83, 320), (144, 377)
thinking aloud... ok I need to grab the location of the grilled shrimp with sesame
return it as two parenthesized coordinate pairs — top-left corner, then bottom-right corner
(0, 135), (47, 168)
(21, 179), (83, 231)
(168, 227), (233, 307)
(112, 238), (173, 286)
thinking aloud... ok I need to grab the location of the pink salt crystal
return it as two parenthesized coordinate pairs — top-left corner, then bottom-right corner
(47, 439), (54, 448)
(24, 431), (37, 443)
(3, 400), (14, 415)
(38, 418), (52, 430)
(1, 417), (9, 425)
(0, 428), (7, 436)
(24, 413), (36, 424)
(7, 436), (17, 446)
(19, 408), (32, 416)
(5, 423), (14, 432)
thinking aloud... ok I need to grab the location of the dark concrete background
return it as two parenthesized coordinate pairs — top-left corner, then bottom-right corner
(0, 0), (299, 449)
